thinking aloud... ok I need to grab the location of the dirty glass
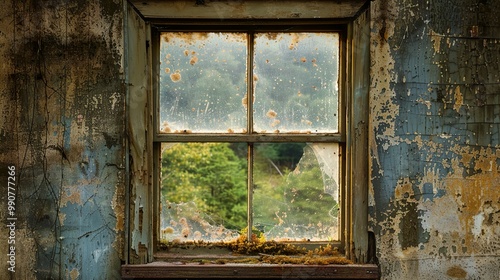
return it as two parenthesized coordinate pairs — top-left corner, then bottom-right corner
(253, 33), (339, 133)
(159, 142), (340, 243)
(253, 143), (340, 241)
(159, 32), (247, 133)
(159, 32), (339, 134)
(158, 31), (341, 245)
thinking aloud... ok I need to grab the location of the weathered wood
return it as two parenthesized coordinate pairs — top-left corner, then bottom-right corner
(349, 7), (370, 263)
(121, 263), (380, 279)
(127, 4), (154, 264)
(129, 0), (368, 20)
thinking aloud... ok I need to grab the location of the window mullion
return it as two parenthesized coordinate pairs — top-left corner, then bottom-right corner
(247, 143), (254, 242)
(246, 32), (255, 242)
(247, 32), (254, 135)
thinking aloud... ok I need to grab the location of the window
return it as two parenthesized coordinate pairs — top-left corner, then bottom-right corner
(123, 1), (375, 278)
(154, 28), (344, 248)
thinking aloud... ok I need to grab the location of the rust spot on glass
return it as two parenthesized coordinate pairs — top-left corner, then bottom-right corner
(161, 121), (172, 133)
(242, 93), (248, 110)
(170, 72), (181, 82)
(260, 33), (278, 41)
(189, 56), (198, 65)
(311, 58), (318, 67)
(266, 109), (277, 118)
(289, 33), (306, 50)
(271, 119), (281, 127)
(161, 32), (210, 43)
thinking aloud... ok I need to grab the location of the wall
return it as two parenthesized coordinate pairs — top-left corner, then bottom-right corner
(0, 0), (498, 279)
(0, 0), (125, 279)
(370, 0), (500, 279)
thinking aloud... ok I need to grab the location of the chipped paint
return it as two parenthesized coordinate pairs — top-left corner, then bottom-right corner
(69, 268), (80, 280)
(370, 0), (401, 150)
(370, 0), (500, 279)
(126, 2), (154, 263)
(0, 0), (124, 279)
(453, 86), (463, 112)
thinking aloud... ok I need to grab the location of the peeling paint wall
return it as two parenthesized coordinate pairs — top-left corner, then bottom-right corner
(0, 0), (125, 279)
(369, 0), (500, 279)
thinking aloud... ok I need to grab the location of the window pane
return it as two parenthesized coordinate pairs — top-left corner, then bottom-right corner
(159, 33), (247, 133)
(253, 33), (339, 133)
(253, 143), (340, 241)
(160, 143), (247, 242)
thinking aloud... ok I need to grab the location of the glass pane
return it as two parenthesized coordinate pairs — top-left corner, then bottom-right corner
(253, 143), (340, 241)
(160, 143), (247, 243)
(159, 33), (247, 133)
(253, 33), (339, 133)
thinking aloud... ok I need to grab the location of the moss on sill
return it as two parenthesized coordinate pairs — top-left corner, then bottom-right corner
(209, 254), (353, 265)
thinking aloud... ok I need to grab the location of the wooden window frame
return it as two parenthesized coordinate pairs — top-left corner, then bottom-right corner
(123, 1), (375, 279)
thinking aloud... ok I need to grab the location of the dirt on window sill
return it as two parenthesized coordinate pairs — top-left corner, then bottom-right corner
(123, 235), (379, 279)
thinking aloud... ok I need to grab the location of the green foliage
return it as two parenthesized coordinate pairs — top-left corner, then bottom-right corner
(161, 143), (247, 230)
(253, 144), (338, 239)
(161, 143), (338, 240)
(281, 146), (338, 227)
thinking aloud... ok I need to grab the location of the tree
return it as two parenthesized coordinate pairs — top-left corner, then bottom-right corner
(161, 143), (247, 230)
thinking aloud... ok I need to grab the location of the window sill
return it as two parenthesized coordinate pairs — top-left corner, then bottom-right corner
(121, 262), (379, 279)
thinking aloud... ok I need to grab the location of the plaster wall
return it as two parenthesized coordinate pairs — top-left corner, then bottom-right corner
(370, 0), (500, 279)
(0, 0), (125, 279)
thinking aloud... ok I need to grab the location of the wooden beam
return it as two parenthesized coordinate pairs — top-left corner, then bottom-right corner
(121, 263), (380, 279)
(129, 0), (368, 20)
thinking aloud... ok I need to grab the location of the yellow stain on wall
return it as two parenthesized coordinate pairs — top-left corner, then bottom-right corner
(453, 86), (464, 112)
(379, 140), (499, 259)
(69, 268), (80, 280)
